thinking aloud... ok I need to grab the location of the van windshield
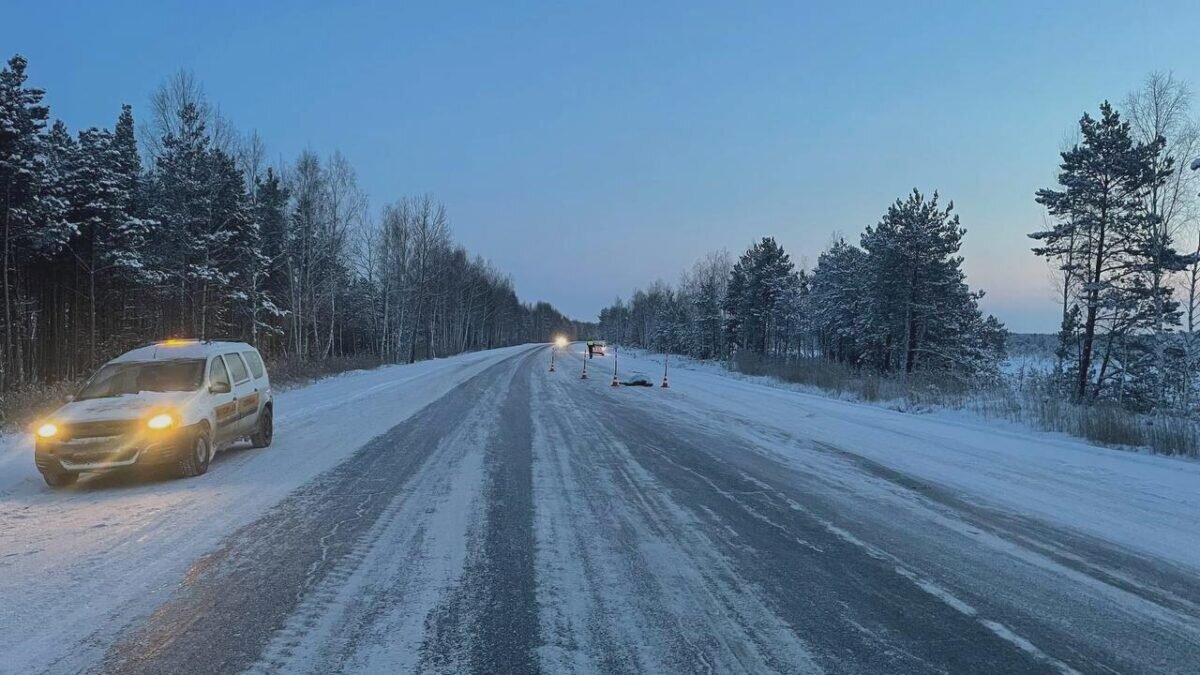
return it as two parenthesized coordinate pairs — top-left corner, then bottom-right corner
(76, 360), (206, 400)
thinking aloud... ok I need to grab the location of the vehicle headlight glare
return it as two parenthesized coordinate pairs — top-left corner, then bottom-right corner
(36, 422), (59, 439)
(147, 413), (175, 430)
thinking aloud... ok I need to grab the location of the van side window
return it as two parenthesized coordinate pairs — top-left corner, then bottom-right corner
(210, 357), (231, 390)
(243, 351), (265, 379)
(224, 353), (250, 383)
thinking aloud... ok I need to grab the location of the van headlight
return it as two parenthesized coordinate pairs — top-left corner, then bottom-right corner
(147, 413), (175, 430)
(36, 422), (59, 439)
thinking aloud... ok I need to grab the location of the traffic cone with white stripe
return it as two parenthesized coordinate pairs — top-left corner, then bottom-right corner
(611, 347), (620, 387)
(661, 352), (670, 388)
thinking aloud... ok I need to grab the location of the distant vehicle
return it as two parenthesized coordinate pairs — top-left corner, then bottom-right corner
(587, 340), (607, 358)
(32, 340), (274, 488)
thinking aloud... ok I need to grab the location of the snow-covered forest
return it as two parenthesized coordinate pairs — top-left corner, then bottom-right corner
(5, 48), (1200, 455)
(598, 190), (1008, 382)
(599, 74), (1200, 455)
(0, 55), (591, 404)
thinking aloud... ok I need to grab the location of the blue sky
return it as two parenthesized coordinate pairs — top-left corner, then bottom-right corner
(5, 1), (1200, 332)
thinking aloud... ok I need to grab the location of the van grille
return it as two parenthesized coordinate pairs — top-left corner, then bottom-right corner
(62, 420), (139, 439)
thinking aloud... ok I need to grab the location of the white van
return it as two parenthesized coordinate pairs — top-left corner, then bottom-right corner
(33, 340), (274, 487)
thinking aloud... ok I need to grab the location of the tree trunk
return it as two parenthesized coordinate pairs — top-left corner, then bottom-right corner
(1078, 211), (1107, 401)
(2, 182), (13, 391)
(89, 265), (96, 367)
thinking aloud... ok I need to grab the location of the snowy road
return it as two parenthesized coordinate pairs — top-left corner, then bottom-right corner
(3, 344), (1200, 674)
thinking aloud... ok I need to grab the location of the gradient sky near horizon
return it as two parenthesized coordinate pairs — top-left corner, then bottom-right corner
(5, 1), (1200, 332)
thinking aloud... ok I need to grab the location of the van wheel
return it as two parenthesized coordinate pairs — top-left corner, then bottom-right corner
(251, 407), (274, 448)
(177, 428), (211, 478)
(41, 470), (78, 488)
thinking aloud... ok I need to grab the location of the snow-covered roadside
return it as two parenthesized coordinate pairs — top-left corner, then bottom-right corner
(0, 344), (534, 675)
(594, 346), (1200, 571)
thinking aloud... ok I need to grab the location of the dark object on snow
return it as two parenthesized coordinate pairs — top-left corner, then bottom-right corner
(622, 373), (654, 387)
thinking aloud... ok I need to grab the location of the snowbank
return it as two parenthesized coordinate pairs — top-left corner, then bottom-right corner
(604, 346), (1200, 570)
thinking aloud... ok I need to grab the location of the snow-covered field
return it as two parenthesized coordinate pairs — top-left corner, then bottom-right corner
(999, 353), (1056, 377)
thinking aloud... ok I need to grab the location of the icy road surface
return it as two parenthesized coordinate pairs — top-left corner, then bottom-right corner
(3, 344), (1200, 674)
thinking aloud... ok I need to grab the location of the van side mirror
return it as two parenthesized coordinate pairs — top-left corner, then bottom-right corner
(210, 381), (232, 394)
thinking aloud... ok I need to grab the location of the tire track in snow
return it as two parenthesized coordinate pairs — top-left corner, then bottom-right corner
(417, 349), (540, 674)
(99, 349), (535, 675)
(245, 358), (516, 674)
(530, 357), (822, 674)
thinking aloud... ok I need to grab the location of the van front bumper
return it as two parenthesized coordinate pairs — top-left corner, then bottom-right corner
(35, 433), (188, 474)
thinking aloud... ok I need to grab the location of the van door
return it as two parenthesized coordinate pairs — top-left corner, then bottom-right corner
(209, 356), (239, 442)
(222, 352), (259, 436)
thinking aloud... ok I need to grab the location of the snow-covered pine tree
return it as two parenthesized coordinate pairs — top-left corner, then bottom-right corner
(858, 189), (1004, 377)
(65, 126), (126, 365)
(690, 251), (731, 359)
(0, 54), (50, 387)
(28, 121), (77, 380)
(1033, 102), (1188, 404)
(204, 145), (254, 339)
(724, 237), (798, 356)
(149, 102), (206, 334)
(108, 104), (152, 281)
(104, 104), (158, 350)
(36, 120), (75, 252)
(808, 238), (868, 364)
